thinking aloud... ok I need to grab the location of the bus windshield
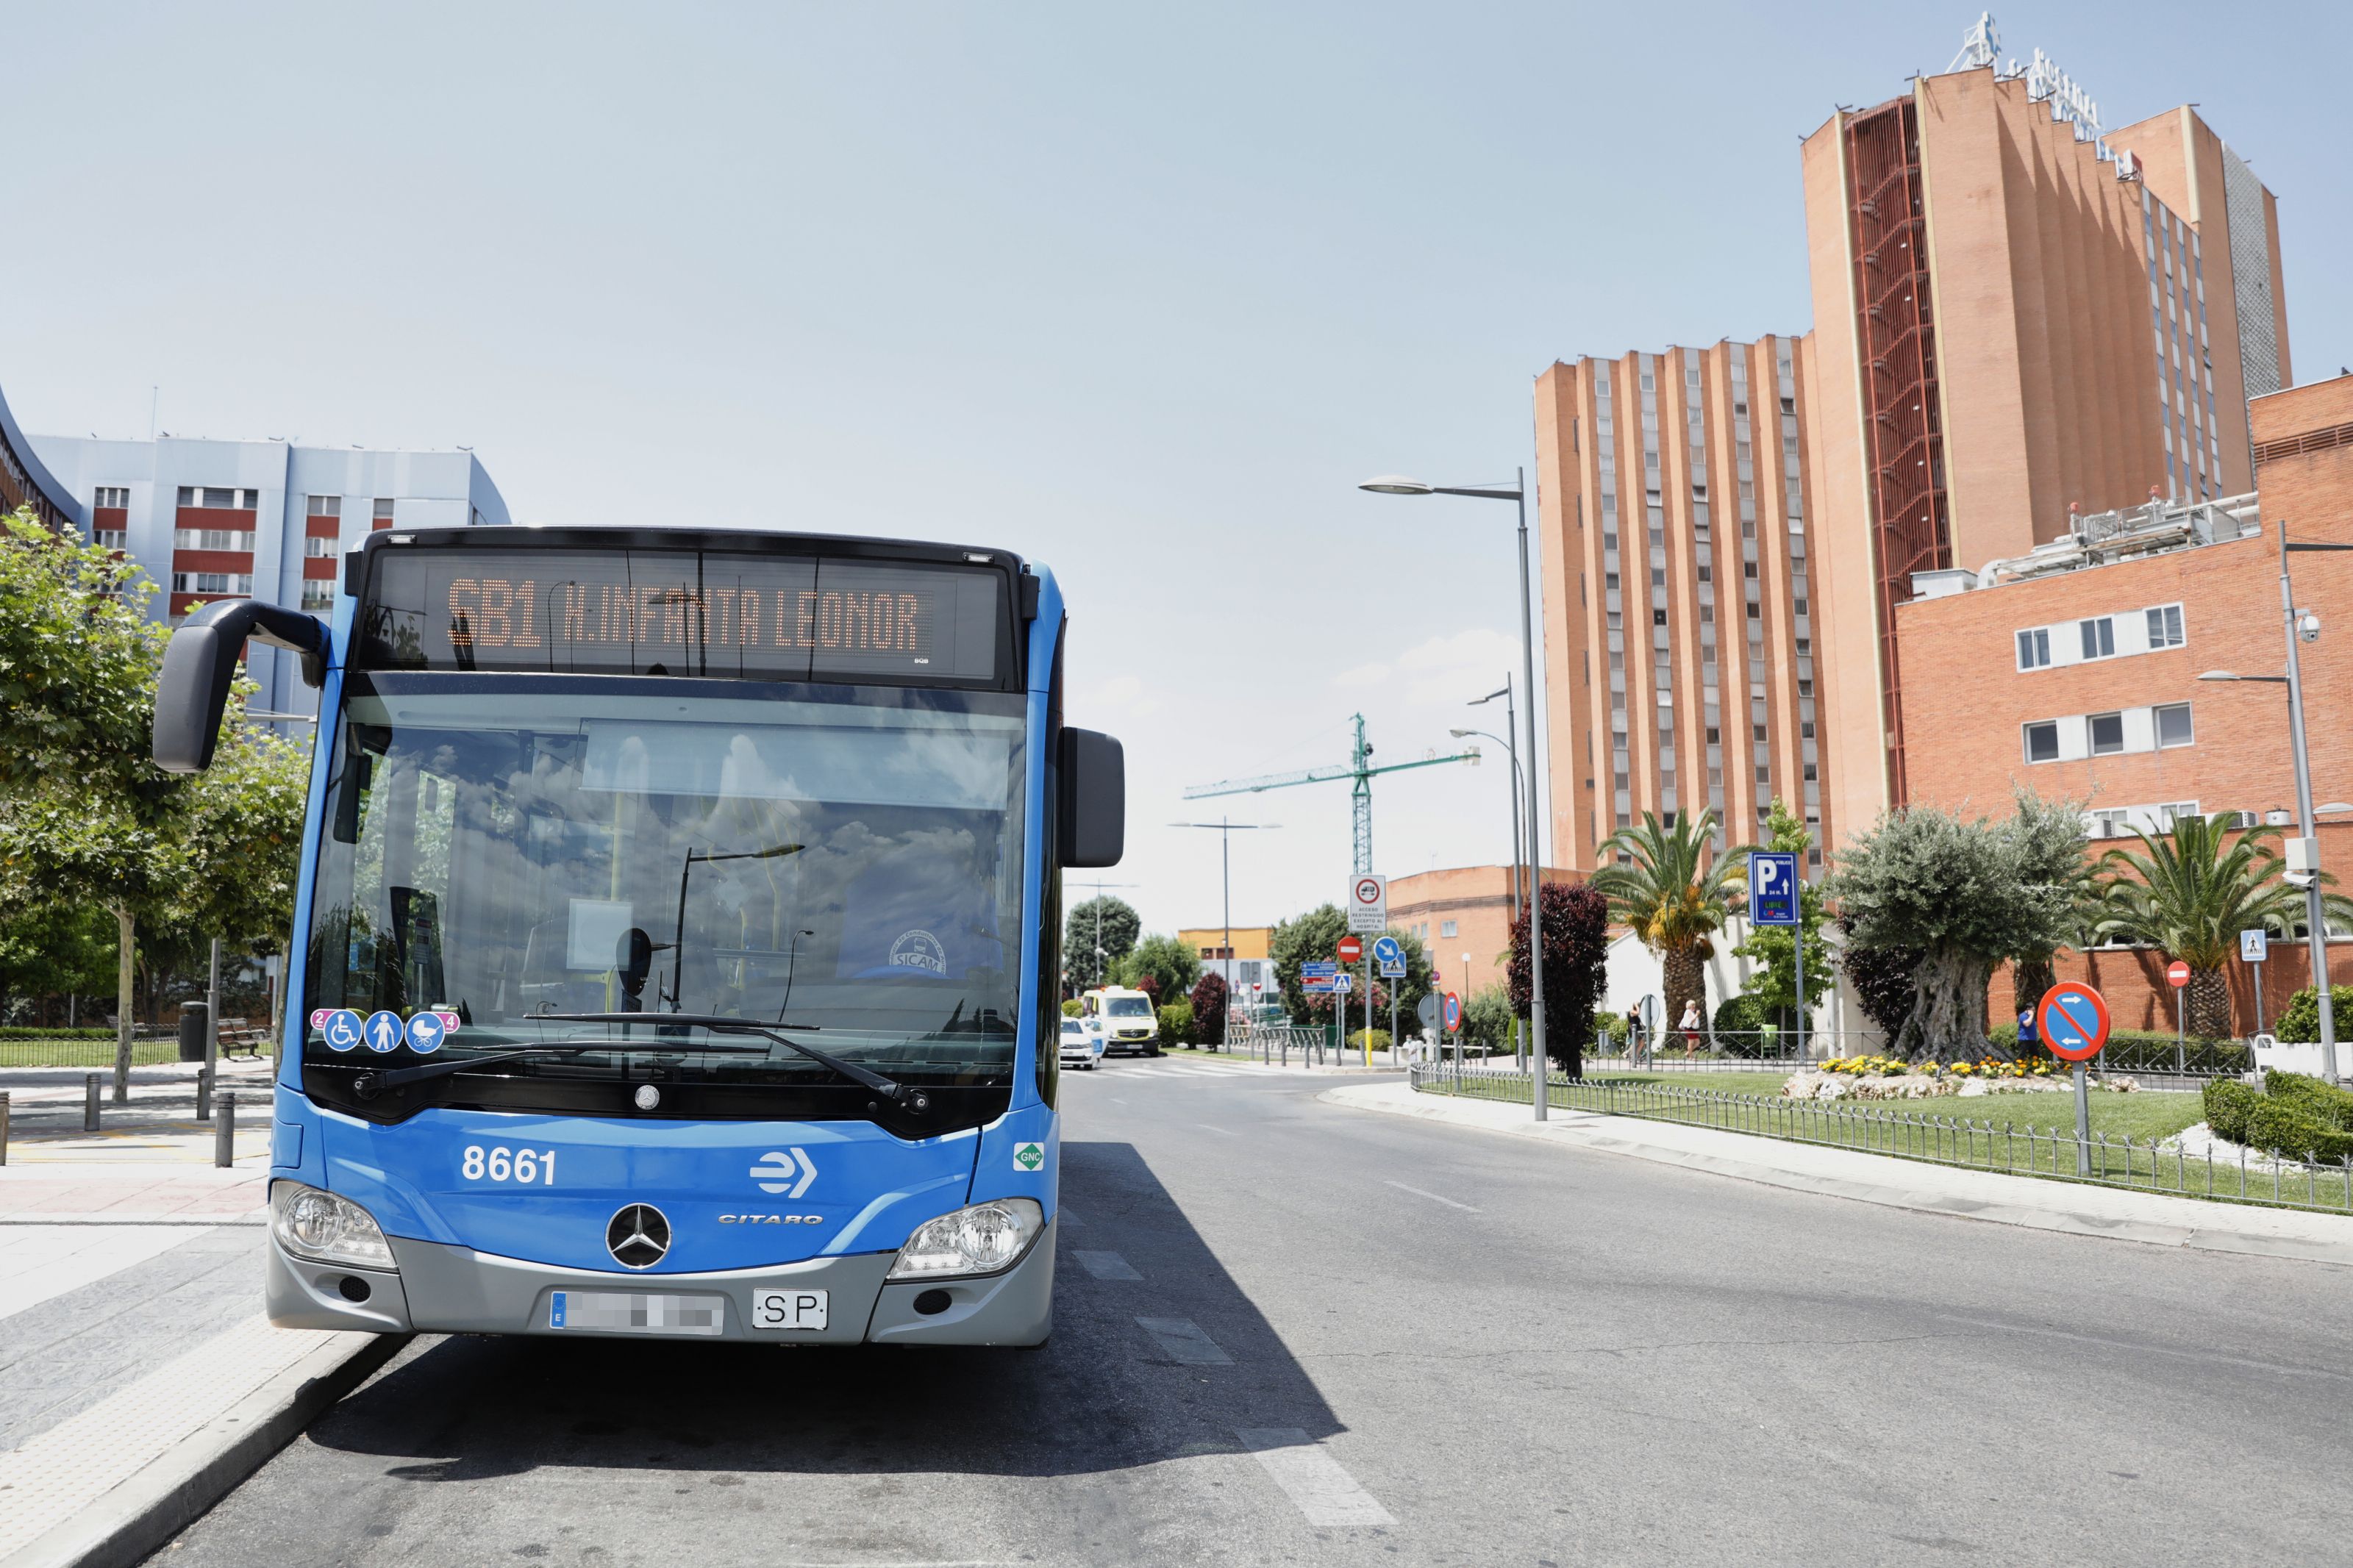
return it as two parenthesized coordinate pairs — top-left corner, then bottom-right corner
(303, 673), (1026, 1112)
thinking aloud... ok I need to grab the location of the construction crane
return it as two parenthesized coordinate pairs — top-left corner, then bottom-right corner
(1182, 713), (1477, 876)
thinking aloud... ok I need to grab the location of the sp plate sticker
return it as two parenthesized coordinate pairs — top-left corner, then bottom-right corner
(1012, 1141), (1046, 1173)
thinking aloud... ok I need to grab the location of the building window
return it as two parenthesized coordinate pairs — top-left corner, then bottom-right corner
(307, 495), (342, 518)
(373, 498), (396, 523)
(2154, 703), (2194, 748)
(2090, 809), (2130, 840)
(174, 487), (254, 510)
(2024, 721), (2060, 763)
(2088, 712), (2126, 754)
(2016, 628), (2051, 670)
(300, 581), (335, 612)
(2080, 617), (2115, 659)
(1440, 920), (1458, 939)
(2158, 801), (2199, 828)
(173, 529), (249, 550)
(93, 486), (129, 509)
(303, 535), (335, 558)
(2146, 604), (2185, 649)
(171, 572), (252, 595)
(94, 530), (127, 549)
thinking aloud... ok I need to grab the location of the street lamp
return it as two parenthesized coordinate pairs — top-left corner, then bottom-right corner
(1362, 468), (1550, 1119)
(2194, 520), (2353, 1086)
(1452, 720), (1528, 1067)
(1168, 819), (1279, 1050)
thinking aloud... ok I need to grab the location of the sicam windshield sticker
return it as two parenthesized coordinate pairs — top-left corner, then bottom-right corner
(1013, 1141), (1045, 1173)
(887, 929), (948, 975)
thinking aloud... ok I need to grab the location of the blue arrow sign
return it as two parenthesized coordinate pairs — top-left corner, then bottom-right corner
(1371, 935), (1407, 978)
(1749, 851), (1799, 926)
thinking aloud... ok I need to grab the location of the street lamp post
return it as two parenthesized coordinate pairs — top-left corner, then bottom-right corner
(2196, 520), (2353, 1086)
(1452, 721), (1527, 1068)
(1168, 819), (1278, 1050)
(1468, 679), (1526, 1062)
(1363, 469), (1550, 1119)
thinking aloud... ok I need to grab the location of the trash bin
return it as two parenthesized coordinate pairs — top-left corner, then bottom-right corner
(178, 1002), (209, 1063)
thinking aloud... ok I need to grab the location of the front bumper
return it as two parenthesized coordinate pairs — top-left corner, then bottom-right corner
(265, 1216), (1057, 1346)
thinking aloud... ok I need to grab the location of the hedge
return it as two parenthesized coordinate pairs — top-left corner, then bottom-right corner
(0, 1027), (121, 1039)
(1156, 1001), (1195, 1047)
(2204, 1071), (2353, 1163)
(1346, 1028), (1391, 1054)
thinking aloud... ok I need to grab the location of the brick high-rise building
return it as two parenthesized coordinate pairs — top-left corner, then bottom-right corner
(1803, 43), (2290, 842)
(1534, 19), (2295, 872)
(1534, 340), (1827, 868)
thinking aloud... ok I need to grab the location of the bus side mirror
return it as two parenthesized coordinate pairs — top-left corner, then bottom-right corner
(1060, 728), (1124, 868)
(152, 601), (332, 773)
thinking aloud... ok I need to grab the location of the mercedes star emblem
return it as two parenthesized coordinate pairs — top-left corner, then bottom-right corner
(634, 1084), (661, 1111)
(606, 1203), (671, 1269)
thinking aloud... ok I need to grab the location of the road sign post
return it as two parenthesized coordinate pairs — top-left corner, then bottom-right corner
(1748, 851), (1801, 1060)
(2242, 928), (2269, 1039)
(2038, 983), (2112, 1175)
(2167, 959), (2191, 1073)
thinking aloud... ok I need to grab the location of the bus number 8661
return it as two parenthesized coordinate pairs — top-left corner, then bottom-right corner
(461, 1145), (557, 1184)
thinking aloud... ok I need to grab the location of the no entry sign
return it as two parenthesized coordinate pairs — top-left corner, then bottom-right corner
(2165, 960), (2192, 989)
(1336, 935), (1363, 965)
(2037, 983), (2111, 1062)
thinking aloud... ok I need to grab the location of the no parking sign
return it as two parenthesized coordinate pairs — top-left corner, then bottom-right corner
(2036, 984), (2110, 1062)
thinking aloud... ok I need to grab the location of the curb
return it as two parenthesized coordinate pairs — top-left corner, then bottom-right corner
(1321, 1083), (2353, 1269)
(1, 1332), (411, 1568)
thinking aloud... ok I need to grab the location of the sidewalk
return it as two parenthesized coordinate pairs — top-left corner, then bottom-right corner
(1322, 1080), (2353, 1268)
(0, 1069), (399, 1568)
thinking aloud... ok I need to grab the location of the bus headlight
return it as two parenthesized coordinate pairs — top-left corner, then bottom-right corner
(271, 1181), (396, 1270)
(886, 1198), (1044, 1280)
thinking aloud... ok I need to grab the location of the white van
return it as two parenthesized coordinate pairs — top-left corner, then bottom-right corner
(1079, 986), (1160, 1057)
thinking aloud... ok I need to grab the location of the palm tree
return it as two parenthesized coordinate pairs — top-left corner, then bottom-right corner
(2093, 812), (2352, 1038)
(1589, 809), (1757, 1041)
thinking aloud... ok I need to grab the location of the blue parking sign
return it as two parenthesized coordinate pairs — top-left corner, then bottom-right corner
(1749, 851), (1799, 926)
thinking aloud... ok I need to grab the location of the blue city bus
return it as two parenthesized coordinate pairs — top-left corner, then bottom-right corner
(153, 528), (1124, 1345)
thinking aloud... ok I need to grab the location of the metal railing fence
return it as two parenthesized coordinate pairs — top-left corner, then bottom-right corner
(1234, 1025), (1329, 1067)
(0, 1033), (179, 1071)
(1409, 1062), (2353, 1216)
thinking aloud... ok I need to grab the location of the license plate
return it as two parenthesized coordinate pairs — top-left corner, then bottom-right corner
(548, 1290), (725, 1336)
(751, 1288), (829, 1331)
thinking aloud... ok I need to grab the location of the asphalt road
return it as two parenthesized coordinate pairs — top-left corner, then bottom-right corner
(155, 1056), (2353, 1566)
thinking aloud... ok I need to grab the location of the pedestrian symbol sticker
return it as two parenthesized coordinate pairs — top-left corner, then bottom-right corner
(404, 1011), (451, 1053)
(321, 1009), (364, 1053)
(363, 1010), (404, 1054)
(1013, 1142), (1045, 1173)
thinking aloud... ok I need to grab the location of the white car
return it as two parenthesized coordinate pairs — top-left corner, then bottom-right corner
(1059, 1017), (1104, 1070)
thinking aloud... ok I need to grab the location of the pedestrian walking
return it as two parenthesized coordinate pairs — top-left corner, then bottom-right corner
(2017, 1004), (2038, 1059)
(1679, 999), (1702, 1056)
(1624, 1004), (1643, 1064)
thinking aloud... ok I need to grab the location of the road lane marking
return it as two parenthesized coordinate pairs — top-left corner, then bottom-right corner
(1059, 1208), (1082, 1227)
(1137, 1316), (1232, 1364)
(1193, 1123), (1238, 1136)
(1073, 1250), (1142, 1281)
(1383, 1180), (1480, 1213)
(1236, 1428), (1395, 1528)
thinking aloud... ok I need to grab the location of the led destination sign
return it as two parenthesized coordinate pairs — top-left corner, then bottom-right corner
(359, 549), (1004, 682)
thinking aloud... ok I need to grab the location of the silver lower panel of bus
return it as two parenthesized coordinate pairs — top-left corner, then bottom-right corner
(265, 1217), (1057, 1346)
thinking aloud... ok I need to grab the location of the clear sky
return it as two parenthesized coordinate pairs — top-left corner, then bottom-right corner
(7, 1), (2347, 942)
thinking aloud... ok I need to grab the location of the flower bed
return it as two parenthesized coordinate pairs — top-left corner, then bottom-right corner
(1788, 1059), (2137, 1101)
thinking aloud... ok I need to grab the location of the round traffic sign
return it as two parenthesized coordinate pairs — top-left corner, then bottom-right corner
(1336, 935), (1363, 964)
(2165, 959), (2191, 989)
(1352, 876), (1382, 909)
(1442, 991), (1463, 1032)
(2036, 984), (2111, 1062)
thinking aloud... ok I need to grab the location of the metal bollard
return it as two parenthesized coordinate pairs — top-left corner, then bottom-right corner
(215, 1092), (236, 1169)
(1, 1089), (10, 1165)
(196, 1065), (213, 1123)
(85, 1073), (101, 1132)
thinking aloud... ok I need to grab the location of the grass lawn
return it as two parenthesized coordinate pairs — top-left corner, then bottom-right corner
(1581, 1070), (2207, 1144)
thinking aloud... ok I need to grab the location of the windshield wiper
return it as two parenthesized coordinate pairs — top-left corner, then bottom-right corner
(543, 1012), (932, 1114)
(348, 1039), (771, 1100)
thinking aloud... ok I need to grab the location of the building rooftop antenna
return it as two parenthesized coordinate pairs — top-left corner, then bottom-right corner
(1948, 11), (2000, 74)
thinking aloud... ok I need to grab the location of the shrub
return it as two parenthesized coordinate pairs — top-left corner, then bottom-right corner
(1346, 1028), (1391, 1054)
(2245, 1098), (2353, 1164)
(2203, 1079), (2258, 1143)
(1156, 1002), (1194, 1047)
(1188, 973), (1229, 1046)
(2263, 1070), (2353, 1131)
(2278, 985), (2353, 1043)
(1062, 998), (1081, 1018)
(1713, 995), (1763, 1035)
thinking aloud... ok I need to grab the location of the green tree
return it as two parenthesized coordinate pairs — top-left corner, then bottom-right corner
(2093, 813), (2347, 1039)
(1062, 895), (1140, 992)
(1590, 809), (1757, 1034)
(1835, 912), (1919, 1048)
(1461, 984), (1516, 1053)
(1269, 903), (1348, 1025)
(1824, 790), (2086, 1062)
(1118, 932), (1202, 1006)
(1729, 798), (1829, 1033)
(0, 901), (116, 1021)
